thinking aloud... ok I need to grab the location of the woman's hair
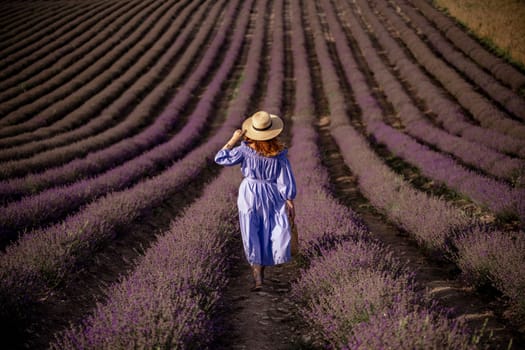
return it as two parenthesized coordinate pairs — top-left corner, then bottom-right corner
(245, 137), (285, 157)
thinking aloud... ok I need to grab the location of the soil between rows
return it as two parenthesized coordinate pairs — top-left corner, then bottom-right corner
(5, 10), (250, 344)
(316, 114), (525, 349)
(302, 0), (524, 347)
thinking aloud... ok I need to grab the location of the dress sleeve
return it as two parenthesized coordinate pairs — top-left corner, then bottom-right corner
(214, 146), (244, 166)
(277, 154), (297, 200)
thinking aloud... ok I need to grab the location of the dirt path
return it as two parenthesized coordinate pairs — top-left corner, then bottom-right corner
(317, 115), (525, 349)
(212, 235), (317, 350)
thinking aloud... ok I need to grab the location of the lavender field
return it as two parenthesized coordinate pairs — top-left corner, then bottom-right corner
(0, 0), (524, 348)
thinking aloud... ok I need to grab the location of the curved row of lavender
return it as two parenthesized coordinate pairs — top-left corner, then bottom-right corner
(288, 1), (478, 347)
(50, 167), (241, 349)
(330, 0), (524, 183)
(0, 0), (177, 138)
(407, 0), (525, 91)
(0, 0), (224, 186)
(0, 0), (173, 150)
(310, 0), (525, 322)
(392, 0), (525, 121)
(328, 0), (524, 220)
(0, 0), (261, 333)
(0, 2), (60, 41)
(0, 0), (239, 237)
(0, 2), (82, 53)
(0, 0), (111, 83)
(0, 0), (147, 113)
(371, 0), (525, 140)
(0, 2), (94, 57)
(354, 0), (525, 157)
(47, 1), (277, 345)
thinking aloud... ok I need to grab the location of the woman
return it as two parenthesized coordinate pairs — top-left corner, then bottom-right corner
(215, 111), (297, 291)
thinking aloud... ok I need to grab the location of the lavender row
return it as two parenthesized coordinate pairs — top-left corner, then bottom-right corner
(0, 0), (261, 328)
(354, 0), (525, 158)
(392, 0), (525, 121)
(50, 167), (241, 349)
(328, 0), (524, 183)
(288, 2), (478, 346)
(0, 0), (200, 161)
(260, 0), (284, 113)
(316, 0), (525, 322)
(326, 0), (524, 218)
(408, 0), (525, 91)
(0, 0), (118, 87)
(47, 1), (273, 345)
(371, 122), (524, 219)
(371, 0), (525, 140)
(0, 0), (236, 235)
(0, 1), (75, 51)
(454, 229), (525, 323)
(0, 0), (175, 136)
(0, 0), (217, 182)
(0, 0), (107, 68)
(0, 1), (40, 31)
(0, 0), (150, 115)
(292, 240), (477, 349)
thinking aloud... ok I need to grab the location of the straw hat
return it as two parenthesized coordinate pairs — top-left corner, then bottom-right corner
(242, 111), (284, 141)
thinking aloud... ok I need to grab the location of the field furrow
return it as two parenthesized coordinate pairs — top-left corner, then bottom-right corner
(354, 0), (525, 157)
(0, 2), (68, 44)
(0, 2), (234, 203)
(323, 0), (523, 219)
(407, 0), (525, 91)
(1, 0), (524, 348)
(0, 0), (119, 81)
(331, 0), (524, 183)
(0, 0), (196, 160)
(284, 1), (516, 347)
(391, 0), (525, 121)
(0, 0), (173, 135)
(303, 0), (524, 337)
(0, 0), (263, 343)
(0, 0), (237, 236)
(371, 0), (525, 140)
(0, 0), (152, 109)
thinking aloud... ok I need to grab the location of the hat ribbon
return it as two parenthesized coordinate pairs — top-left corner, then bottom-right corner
(252, 120), (273, 131)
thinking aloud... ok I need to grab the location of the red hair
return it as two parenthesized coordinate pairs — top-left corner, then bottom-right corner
(245, 137), (285, 157)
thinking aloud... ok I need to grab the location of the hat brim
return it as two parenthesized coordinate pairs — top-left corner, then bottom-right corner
(242, 114), (284, 141)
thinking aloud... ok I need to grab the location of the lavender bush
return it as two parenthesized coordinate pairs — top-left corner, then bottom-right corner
(454, 228), (525, 322)
(371, 0), (525, 140)
(0, 0), (259, 326)
(0, 0), (155, 119)
(325, 0), (524, 183)
(323, 0), (523, 219)
(352, 0), (525, 157)
(0, 0), (220, 180)
(393, 0), (525, 121)
(303, 0), (523, 340)
(0, 0), (199, 159)
(0, 0), (172, 137)
(0, 0), (239, 234)
(50, 167), (240, 349)
(407, 0), (525, 91)
(286, 2), (478, 349)
(346, 303), (477, 350)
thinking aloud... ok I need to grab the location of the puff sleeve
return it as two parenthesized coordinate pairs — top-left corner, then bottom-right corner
(214, 146), (244, 166)
(277, 152), (297, 200)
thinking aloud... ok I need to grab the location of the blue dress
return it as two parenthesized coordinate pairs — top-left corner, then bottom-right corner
(215, 141), (297, 266)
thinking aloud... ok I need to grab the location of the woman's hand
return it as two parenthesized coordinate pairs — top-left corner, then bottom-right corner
(286, 199), (295, 221)
(222, 129), (245, 150)
(231, 129), (245, 144)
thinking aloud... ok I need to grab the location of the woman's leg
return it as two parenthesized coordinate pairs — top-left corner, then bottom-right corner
(251, 263), (263, 291)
